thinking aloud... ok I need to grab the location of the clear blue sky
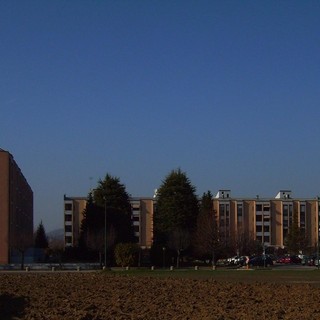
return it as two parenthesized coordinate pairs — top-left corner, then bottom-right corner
(1, 1), (320, 231)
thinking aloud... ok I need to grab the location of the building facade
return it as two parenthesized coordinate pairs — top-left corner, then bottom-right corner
(64, 195), (87, 248)
(0, 149), (33, 264)
(64, 189), (320, 255)
(63, 195), (154, 249)
(213, 190), (320, 252)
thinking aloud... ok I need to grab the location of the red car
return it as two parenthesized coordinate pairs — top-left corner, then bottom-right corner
(276, 255), (301, 264)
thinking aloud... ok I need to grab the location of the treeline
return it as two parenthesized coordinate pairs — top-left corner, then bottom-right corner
(35, 168), (306, 268)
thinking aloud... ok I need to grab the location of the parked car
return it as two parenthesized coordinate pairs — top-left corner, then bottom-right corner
(276, 256), (288, 264)
(302, 256), (315, 266)
(227, 256), (240, 266)
(289, 255), (302, 264)
(249, 255), (273, 267)
(276, 255), (301, 264)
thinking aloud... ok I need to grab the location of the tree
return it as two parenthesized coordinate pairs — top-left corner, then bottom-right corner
(194, 191), (220, 266)
(233, 230), (260, 256)
(114, 243), (139, 268)
(79, 174), (134, 265)
(93, 174), (132, 218)
(154, 168), (199, 246)
(34, 221), (49, 249)
(93, 174), (134, 245)
(79, 193), (116, 267)
(48, 236), (64, 265)
(13, 229), (33, 270)
(285, 211), (308, 254)
(168, 227), (190, 268)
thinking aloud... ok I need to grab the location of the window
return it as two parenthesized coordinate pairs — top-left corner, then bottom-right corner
(65, 214), (72, 222)
(65, 236), (72, 244)
(256, 225), (262, 232)
(65, 225), (72, 232)
(300, 204), (306, 227)
(256, 204), (262, 211)
(256, 215), (262, 222)
(134, 225), (139, 232)
(237, 204), (243, 217)
(65, 203), (72, 211)
(264, 236), (270, 243)
(264, 226), (269, 232)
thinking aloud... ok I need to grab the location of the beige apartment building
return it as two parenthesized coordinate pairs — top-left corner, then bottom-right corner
(0, 149), (33, 264)
(63, 195), (154, 249)
(214, 189), (320, 251)
(64, 189), (320, 255)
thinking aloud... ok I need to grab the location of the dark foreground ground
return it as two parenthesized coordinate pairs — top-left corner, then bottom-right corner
(1, 271), (320, 319)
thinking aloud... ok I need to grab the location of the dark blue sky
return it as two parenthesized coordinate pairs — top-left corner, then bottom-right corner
(1, 1), (320, 231)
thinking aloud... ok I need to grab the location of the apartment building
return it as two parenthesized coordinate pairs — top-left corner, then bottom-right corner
(0, 149), (33, 264)
(213, 189), (319, 251)
(63, 195), (154, 249)
(64, 188), (320, 254)
(64, 195), (87, 247)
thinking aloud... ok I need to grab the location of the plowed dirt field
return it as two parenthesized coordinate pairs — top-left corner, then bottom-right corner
(1, 271), (320, 319)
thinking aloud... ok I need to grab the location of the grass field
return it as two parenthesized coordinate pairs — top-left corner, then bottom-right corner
(108, 267), (320, 285)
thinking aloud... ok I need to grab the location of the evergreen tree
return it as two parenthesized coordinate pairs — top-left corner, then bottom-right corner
(93, 174), (132, 217)
(34, 221), (49, 249)
(154, 168), (199, 246)
(79, 174), (134, 265)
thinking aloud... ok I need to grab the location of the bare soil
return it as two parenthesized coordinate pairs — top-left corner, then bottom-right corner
(1, 271), (320, 319)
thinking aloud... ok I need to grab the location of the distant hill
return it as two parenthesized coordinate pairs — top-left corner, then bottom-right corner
(47, 228), (64, 241)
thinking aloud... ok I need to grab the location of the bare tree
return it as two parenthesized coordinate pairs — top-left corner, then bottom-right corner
(168, 228), (190, 268)
(48, 237), (65, 267)
(194, 210), (220, 267)
(13, 230), (32, 270)
(85, 225), (116, 268)
(194, 191), (220, 267)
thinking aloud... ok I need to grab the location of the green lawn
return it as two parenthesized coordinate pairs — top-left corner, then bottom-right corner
(106, 267), (320, 285)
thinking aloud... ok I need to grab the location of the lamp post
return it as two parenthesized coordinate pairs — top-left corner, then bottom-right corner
(104, 196), (107, 268)
(162, 247), (166, 269)
(317, 234), (319, 270)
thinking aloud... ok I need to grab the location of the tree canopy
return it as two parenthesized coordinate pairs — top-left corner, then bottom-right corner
(93, 174), (132, 217)
(154, 168), (199, 246)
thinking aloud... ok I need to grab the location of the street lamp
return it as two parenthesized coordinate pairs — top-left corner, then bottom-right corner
(317, 234), (319, 270)
(104, 196), (107, 268)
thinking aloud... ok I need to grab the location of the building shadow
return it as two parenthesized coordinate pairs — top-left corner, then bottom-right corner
(0, 293), (28, 320)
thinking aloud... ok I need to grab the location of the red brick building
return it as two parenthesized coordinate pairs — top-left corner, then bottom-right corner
(0, 148), (33, 264)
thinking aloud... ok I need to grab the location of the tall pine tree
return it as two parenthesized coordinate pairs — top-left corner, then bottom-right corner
(79, 174), (135, 263)
(34, 221), (49, 249)
(154, 168), (199, 246)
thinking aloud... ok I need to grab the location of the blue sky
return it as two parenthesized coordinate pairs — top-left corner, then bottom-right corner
(1, 1), (320, 231)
